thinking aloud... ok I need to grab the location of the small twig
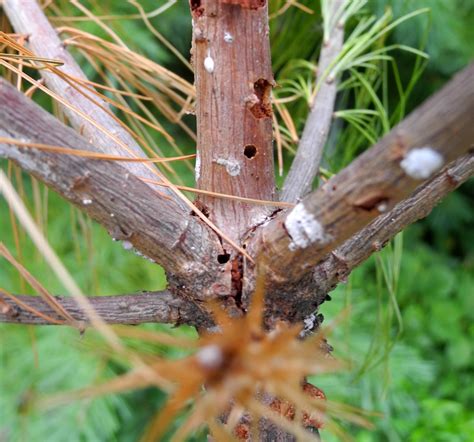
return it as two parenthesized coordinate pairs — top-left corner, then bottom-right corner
(281, 0), (345, 203)
(0, 288), (67, 325)
(0, 243), (76, 325)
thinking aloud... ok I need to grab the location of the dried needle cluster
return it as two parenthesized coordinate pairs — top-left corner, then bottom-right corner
(132, 276), (336, 441)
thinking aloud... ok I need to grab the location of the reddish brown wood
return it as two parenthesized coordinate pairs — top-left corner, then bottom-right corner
(191, 0), (276, 242)
(221, 0), (267, 9)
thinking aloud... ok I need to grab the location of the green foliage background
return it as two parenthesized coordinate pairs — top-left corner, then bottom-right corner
(1, 1), (473, 441)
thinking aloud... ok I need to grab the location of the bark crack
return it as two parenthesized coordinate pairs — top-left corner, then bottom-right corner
(231, 254), (244, 310)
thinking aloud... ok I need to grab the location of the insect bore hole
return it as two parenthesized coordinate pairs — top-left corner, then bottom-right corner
(190, 0), (204, 17)
(244, 144), (257, 159)
(217, 253), (231, 264)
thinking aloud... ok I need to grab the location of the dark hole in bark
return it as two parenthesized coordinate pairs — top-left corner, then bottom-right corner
(191, 200), (210, 217)
(190, 0), (200, 9)
(249, 78), (272, 119)
(190, 0), (204, 17)
(244, 144), (257, 159)
(217, 253), (231, 264)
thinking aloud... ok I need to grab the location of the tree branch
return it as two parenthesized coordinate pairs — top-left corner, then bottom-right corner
(0, 79), (223, 296)
(245, 151), (474, 324)
(0, 290), (212, 327)
(3, 0), (179, 201)
(2, 152), (470, 328)
(281, 0), (344, 203)
(312, 151), (474, 305)
(249, 62), (474, 285)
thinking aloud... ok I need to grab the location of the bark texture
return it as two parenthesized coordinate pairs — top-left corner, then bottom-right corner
(311, 151), (474, 298)
(2, 4), (474, 440)
(191, 0), (276, 241)
(305, 151), (474, 323)
(2, 82), (472, 327)
(2, 58), (473, 329)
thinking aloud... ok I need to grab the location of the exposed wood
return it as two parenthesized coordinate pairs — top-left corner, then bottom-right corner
(191, 0), (276, 242)
(0, 79), (224, 299)
(0, 290), (212, 328)
(281, 0), (345, 203)
(247, 62), (474, 289)
(3, 0), (178, 200)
